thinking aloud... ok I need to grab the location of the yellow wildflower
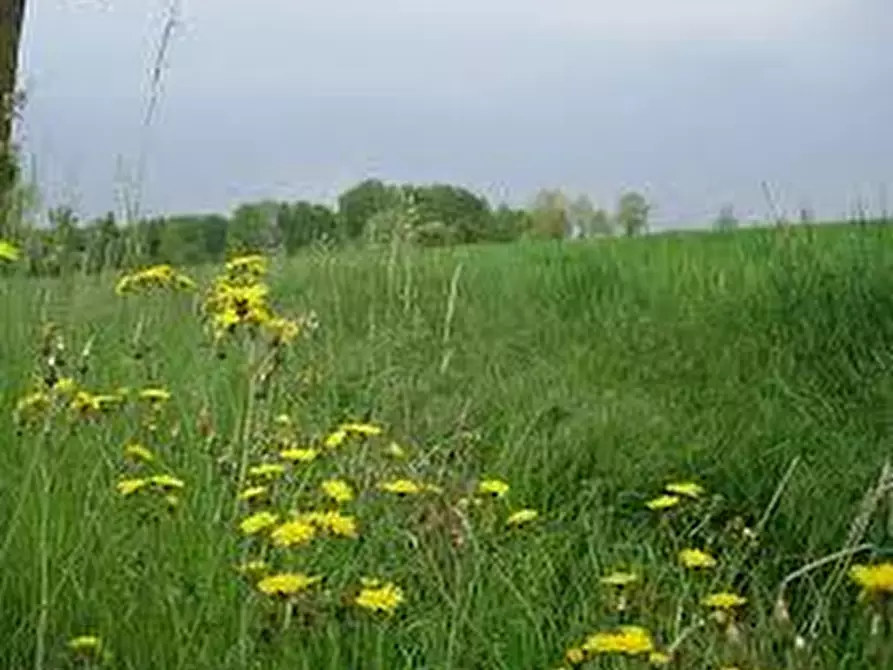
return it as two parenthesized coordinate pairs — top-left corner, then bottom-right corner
(565, 647), (586, 665)
(302, 510), (359, 538)
(53, 377), (77, 394)
(851, 562), (893, 595)
(355, 581), (404, 615)
(265, 316), (301, 344)
(582, 625), (654, 655)
(137, 388), (171, 403)
(665, 481), (705, 498)
(70, 391), (102, 414)
(678, 548), (717, 569)
(16, 391), (50, 414)
(248, 463), (286, 480)
(239, 511), (279, 536)
(274, 413), (292, 426)
(204, 282), (271, 327)
(270, 519), (317, 547)
(116, 478), (149, 496)
(279, 448), (319, 463)
(506, 508), (539, 527)
(94, 394), (125, 409)
(237, 485), (268, 502)
(226, 254), (268, 278)
(256, 572), (321, 597)
(148, 474), (185, 490)
(646, 495), (681, 510)
(321, 478), (355, 503)
(236, 559), (269, 576)
(67, 635), (101, 655)
(600, 571), (640, 587)
(478, 478), (510, 498)
(123, 443), (154, 463)
(380, 479), (423, 496)
(648, 651), (672, 666)
(324, 429), (348, 449)
(341, 421), (384, 437)
(116, 264), (195, 295)
(702, 592), (747, 609)
(0, 238), (21, 262)
(173, 274), (196, 290)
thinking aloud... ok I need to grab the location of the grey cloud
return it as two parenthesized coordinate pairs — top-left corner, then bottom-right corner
(18, 1), (893, 225)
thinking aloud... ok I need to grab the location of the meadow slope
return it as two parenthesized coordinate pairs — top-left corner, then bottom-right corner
(1, 224), (892, 669)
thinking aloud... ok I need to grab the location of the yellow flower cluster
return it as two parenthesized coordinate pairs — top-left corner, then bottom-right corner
(0, 238), (21, 262)
(115, 264), (196, 295)
(14, 378), (129, 426)
(231, 413), (543, 622)
(563, 626), (671, 667)
(355, 579), (405, 615)
(202, 254), (305, 346)
(470, 477), (540, 528)
(115, 440), (184, 509)
(645, 480), (706, 511)
(256, 572), (321, 597)
(850, 561), (893, 596)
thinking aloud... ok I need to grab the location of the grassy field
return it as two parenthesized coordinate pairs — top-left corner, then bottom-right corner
(1, 224), (893, 669)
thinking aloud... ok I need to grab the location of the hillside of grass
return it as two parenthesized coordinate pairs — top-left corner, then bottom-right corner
(1, 223), (892, 669)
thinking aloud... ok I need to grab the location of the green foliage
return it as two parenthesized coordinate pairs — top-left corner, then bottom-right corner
(228, 200), (279, 254)
(617, 190), (650, 237)
(11, 179), (539, 276)
(530, 188), (570, 239)
(568, 194), (613, 238)
(404, 183), (492, 243)
(337, 179), (403, 241)
(278, 201), (337, 254)
(2, 225), (893, 668)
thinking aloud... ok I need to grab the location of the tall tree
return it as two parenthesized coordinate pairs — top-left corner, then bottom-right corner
(616, 191), (650, 237)
(568, 194), (614, 238)
(228, 200), (279, 253)
(405, 183), (491, 243)
(530, 189), (569, 239)
(0, 0), (26, 200)
(337, 179), (402, 240)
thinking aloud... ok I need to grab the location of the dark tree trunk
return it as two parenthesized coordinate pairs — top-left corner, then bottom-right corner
(0, 0), (26, 197)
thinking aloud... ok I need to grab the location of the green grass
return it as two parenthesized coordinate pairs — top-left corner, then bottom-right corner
(2, 223), (893, 669)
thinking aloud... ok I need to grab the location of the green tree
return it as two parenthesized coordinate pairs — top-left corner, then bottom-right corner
(47, 205), (83, 274)
(406, 183), (491, 243)
(616, 191), (650, 237)
(157, 214), (228, 266)
(568, 194), (613, 238)
(337, 179), (402, 240)
(487, 204), (531, 242)
(364, 190), (417, 246)
(228, 200), (279, 254)
(0, 0), (25, 206)
(530, 189), (569, 239)
(278, 201), (337, 254)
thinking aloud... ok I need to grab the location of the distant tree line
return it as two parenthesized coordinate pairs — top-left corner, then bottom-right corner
(0, 179), (655, 276)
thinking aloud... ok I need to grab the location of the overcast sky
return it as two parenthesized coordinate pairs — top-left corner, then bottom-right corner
(18, 1), (893, 226)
